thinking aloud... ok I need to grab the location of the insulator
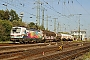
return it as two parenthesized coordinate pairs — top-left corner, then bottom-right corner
(68, 1), (69, 4)
(72, 1), (73, 4)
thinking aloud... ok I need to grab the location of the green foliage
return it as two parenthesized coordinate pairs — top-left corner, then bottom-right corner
(12, 20), (26, 27)
(0, 10), (9, 20)
(27, 22), (45, 30)
(0, 21), (5, 41)
(28, 22), (35, 27)
(0, 10), (5, 20)
(4, 10), (9, 20)
(0, 20), (12, 41)
(39, 25), (45, 30)
(0, 9), (19, 22)
(9, 9), (19, 21)
(27, 22), (36, 29)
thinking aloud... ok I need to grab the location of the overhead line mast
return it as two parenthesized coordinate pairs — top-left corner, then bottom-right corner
(41, 6), (44, 28)
(36, 0), (40, 26)
(53, 18), (58, 33)
(41, 3), (46, 29)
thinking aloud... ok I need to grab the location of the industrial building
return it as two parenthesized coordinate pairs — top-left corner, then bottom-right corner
(71, 30), (87, 41)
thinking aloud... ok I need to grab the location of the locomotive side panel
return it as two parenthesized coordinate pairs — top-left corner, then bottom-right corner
(26, 29), (42, 43)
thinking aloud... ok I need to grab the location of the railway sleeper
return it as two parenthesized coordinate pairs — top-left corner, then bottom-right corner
(33, 45), (90, 60)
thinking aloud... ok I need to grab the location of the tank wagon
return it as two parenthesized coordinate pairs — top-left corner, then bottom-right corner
(10, 27), (74, 43)
(60, 33), (74, 41)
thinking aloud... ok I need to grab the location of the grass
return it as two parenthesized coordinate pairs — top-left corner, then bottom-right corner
(83, 52), (90, 60)
(0, 41), (13, 43)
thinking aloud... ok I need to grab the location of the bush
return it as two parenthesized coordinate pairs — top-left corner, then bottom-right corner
(0, 20), (12, 41)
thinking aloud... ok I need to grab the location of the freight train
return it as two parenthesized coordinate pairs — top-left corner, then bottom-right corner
(10, 27), (74, 43)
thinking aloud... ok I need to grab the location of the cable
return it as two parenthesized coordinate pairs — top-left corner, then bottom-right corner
(75, 0), (90, 15)
(43, 0), (61, 15)
(0, 0), (36, 17)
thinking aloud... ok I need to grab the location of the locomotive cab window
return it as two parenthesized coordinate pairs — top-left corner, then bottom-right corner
(11, 28), (21, 33)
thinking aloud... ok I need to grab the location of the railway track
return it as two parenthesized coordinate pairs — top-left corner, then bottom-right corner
(0, 42), (58, 60)
(0, 41), (90, 60)
(34, 43), (90, 60)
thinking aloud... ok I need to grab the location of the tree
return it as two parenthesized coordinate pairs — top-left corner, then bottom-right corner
(4, 10), (9, 20)
(9, 9), (19, 21)
(12, 20), (26, 27)
(0, 22), (5, 41)
(27, 22), (36, 28)
(40, 25), (45, 30)
(0, 10), (9, 20)
(0, 9), (19, 21)
(0, 10), (5, 20)
(0, 20), (12, 41)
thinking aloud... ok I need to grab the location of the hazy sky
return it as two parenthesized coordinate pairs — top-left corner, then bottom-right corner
(0, 0), (90, 37)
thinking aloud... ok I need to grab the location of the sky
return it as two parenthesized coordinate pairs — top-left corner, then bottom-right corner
(0, 0), (90, 37)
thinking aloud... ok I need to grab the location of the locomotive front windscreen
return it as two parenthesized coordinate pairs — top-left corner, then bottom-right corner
(11, 28), (21, 33)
